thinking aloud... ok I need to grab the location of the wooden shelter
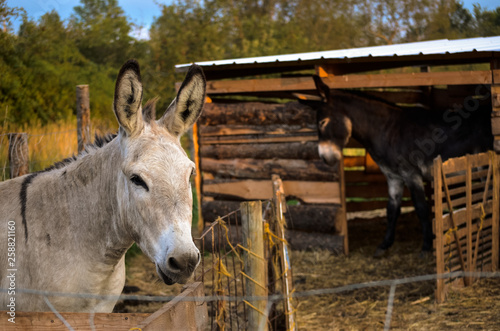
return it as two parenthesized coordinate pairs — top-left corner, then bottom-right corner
(176, 36), (500, 254)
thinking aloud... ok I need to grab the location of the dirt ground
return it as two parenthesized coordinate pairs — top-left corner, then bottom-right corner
(118, 211), (500, 330)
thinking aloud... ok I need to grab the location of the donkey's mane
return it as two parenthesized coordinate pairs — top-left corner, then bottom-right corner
(42, 133), (117, 173)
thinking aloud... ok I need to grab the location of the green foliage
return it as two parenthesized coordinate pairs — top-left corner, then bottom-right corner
(0, 0), (500, 127)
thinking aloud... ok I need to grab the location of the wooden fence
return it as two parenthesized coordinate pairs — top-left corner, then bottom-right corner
(0, 282), (208, 330)
(433, 151), (499, 303)
(194, 175), (296, 330)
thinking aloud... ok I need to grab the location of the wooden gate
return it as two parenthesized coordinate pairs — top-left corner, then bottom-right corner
(433, 151), (499, 303)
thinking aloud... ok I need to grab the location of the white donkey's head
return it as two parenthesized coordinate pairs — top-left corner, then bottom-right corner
(113, 60), (204, 285)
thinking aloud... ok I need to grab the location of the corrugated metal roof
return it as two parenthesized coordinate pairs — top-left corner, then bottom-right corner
(175, 36), (500, 70)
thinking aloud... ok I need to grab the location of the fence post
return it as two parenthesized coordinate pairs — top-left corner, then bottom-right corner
(241, 200), (268, 331)
(8, 133), (29, 178)
(76, 85), (91, 153)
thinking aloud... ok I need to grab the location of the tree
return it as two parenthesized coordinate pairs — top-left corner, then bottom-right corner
(70, 0), (134, 68)
(474, 5), (500, 37)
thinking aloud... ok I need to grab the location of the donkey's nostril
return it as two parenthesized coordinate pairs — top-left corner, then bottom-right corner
(168, 257), (182, 272)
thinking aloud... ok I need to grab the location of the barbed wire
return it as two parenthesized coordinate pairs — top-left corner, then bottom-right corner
(1, 271), (499, 330)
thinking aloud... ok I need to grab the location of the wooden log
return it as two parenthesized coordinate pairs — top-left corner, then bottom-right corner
(200, 102), (315, 126)
(200, 132), (317, 145)
(202, 158), (337, 181)
(8, 133), (29, 178)
(76, 85), (91, 153)
(202, 200), (339, 233)
(201, 141), (320, 160)
(241, 201), (268, 331)
(200, 124), (316, 137)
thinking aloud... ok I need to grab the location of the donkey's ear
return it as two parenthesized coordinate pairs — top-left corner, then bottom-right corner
(159, 65), (206, 137)
(313, 75), (331, 103)
(113, 59), (144, 137)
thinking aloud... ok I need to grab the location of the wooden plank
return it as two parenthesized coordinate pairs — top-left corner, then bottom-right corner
(206, 71), (493, 95)
(441, 200), (493, 229)
(135, 282), (207, 331)
(0, 311), (150, 330)
(442, 155), (468, 174)
(203, 180), (341, 204)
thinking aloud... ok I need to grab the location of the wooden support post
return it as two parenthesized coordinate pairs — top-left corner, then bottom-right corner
(272, 175), (297, 331)
(76, 85), (91, 153)
(492, 152), (500, 272)
(433, 156), (446, 303)
(8, 133), (29, 178)
(465, 154), (473, 286)
(192, 123), (204, 236)
(338, 155), (349, 255)
(490, 59), (500, 153)
(241, 200), (268, 331)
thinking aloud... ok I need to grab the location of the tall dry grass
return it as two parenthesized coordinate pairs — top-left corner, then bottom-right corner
(0, 117), (115, 181)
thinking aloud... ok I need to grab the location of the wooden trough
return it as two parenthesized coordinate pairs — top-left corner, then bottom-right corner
(0, 282), (207, 331)
(181, 36), (500, 255)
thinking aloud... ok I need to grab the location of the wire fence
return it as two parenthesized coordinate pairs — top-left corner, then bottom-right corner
(193, 197), (296, 330)
(2, 271), (500, 330)
(1, 129), (500, 329)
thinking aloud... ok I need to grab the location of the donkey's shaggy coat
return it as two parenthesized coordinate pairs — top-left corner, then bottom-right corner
(0, 60), (205, 312)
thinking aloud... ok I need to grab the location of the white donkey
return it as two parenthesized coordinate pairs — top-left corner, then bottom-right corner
(0, 60), (205, 312)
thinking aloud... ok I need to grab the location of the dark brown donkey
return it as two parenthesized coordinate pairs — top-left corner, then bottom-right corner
(302, 76), (493, 257)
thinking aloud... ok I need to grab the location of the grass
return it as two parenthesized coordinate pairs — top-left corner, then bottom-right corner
(0, 119), (81, 180)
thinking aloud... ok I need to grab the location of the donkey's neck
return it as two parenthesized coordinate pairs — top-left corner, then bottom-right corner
(334, 90), (400, 151)
(37, 139), (132, 265)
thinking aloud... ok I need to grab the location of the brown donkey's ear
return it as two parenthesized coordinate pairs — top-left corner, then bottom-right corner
(113, 59), (144, 137)
(312, 75), (331, 103)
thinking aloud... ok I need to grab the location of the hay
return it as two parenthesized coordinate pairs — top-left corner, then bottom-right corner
(118, 212), (500, 329)
(292, 213), (500, 330)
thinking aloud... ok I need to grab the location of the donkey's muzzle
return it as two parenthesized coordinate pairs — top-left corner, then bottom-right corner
(318, 141), (341, 168)
(157, 250), (201, 285)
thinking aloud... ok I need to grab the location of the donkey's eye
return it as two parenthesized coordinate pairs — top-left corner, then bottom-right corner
(130, 174), (149, 191)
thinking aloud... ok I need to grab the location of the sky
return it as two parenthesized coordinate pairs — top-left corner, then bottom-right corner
(7, 0), (500, 40)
